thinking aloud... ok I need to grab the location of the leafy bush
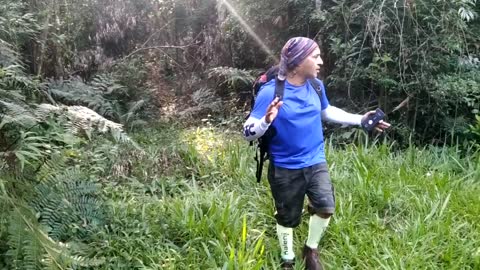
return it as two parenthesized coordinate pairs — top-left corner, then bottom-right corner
(469, 115), (480, 148)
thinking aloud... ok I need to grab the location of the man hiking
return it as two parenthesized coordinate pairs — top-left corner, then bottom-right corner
(242, 37), (390, 269)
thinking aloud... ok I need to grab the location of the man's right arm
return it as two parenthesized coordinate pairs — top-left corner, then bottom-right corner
(242, 84), (279, 141)
(243, 116), (271, 141)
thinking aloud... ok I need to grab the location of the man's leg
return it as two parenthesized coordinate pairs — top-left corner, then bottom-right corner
(267, 163), (307, 267)
(304, 162), (335, 269)
(305, 211), (331, 250)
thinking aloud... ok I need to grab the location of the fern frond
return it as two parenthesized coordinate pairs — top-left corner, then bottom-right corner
(0, 89), (25, 102)
(120, 99), (147, 130)
(48, 77), (116, 119)
(22, 231), (43, 270)
(3, 205), (104, 267)
(110, 128), (140, 149)
(35, 153), (68, 182)
(5, 205), (69, 270)
(13, 131), (47, 171)
(6, 211), (27, 269)
(0, 100), (37, 134)
(0, 65), (38, 92)
(207, 66), (256, 88)
(31, 168), (106, 242)
(0, 114), (37, 130)
(178, 87), (222, 118)
(0, 99), (35, 118)
(0, 40), (21, 67)
(91, 74), (125, 95)
(123, 99), (145, 123)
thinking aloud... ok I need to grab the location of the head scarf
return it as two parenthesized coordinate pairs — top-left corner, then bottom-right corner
(278, 37), (318, 80)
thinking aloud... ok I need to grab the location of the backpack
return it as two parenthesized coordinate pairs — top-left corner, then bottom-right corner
(248, 65), (323, 183)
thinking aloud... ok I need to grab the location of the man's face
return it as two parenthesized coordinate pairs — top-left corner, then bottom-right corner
(295, 47), (323, 79)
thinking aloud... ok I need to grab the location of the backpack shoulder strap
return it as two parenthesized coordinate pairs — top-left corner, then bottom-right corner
(255, 77), (283, 184)
(274, 77), (285, 100)
(308, 78), (322, 96)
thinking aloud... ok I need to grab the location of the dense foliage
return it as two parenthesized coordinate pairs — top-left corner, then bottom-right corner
(1, 0), (479, 268)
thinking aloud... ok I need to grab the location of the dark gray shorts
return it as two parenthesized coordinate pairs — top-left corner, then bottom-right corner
(267, 162), (335, 228)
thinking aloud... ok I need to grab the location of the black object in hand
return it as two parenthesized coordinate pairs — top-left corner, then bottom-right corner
(361, 108), (385, 132)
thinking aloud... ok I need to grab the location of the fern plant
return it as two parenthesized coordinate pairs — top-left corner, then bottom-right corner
(0, 3), (111, 269)
(47, 76), (118, 120)
(0, 24), (45, 172)
(32, 168), (106, 242)
(6, 207), (62, 270)
(0, 97), (45, 173)
(0, 169), (100, 269)
(0, 0), (39, 99)
(0, 101), (71, 172)
(119, 100), (148, 131)
(2, 192), (103, 270)
(207, 66), (256, 90)
(47, 75), (148, 131)
(0, 153), (108, 269)
(178, 87), (223, 118)
(0, 0), (38, 46)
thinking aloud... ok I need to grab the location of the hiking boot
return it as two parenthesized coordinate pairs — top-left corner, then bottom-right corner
(280, 259), (295, 270)
(302, 245), (324, 270)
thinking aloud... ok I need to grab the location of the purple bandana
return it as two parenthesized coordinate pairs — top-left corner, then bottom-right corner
(278, 37), (318, 80)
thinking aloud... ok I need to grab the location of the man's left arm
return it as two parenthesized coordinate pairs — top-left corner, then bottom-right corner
(318, 80), (390, 131)
(321, 105), (363, 126)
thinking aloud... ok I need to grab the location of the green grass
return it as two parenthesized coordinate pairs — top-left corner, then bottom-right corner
(77, 125), (480, 269)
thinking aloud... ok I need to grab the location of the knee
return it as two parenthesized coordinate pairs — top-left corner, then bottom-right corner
(317, 213), (332, 219)
(275, 211), (302, 228)
(307, 204), (334, 219)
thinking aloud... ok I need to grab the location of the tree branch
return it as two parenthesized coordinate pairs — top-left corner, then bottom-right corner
(123, 44), (194, 60)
